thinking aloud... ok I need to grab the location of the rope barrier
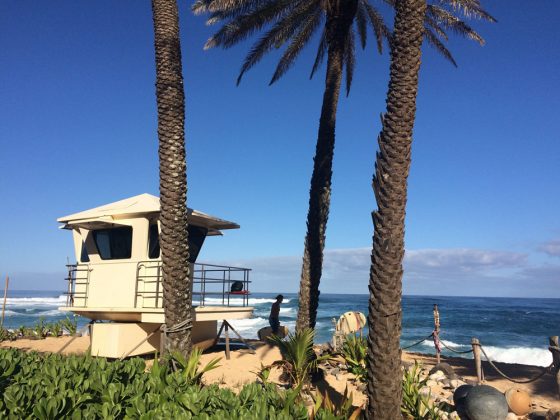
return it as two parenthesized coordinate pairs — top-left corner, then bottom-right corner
(478, 344), (553, 384)
(439, 339), (474, 354)
(401, 333), (434, 350)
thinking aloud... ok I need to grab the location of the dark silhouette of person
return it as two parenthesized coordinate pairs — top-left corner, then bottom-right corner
(269, 294), (283, 334)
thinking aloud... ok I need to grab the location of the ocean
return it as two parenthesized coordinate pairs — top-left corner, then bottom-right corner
(2, 290), (558, 367)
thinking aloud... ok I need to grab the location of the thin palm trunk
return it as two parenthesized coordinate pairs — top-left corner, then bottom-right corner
(151, 0), (192, 356)
(296, 47), (341, 332)
(366, 0), (426, 417)
(296, 3), (357, 333)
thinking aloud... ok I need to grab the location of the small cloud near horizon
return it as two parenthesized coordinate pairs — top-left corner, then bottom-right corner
(538, 239), (560, 258)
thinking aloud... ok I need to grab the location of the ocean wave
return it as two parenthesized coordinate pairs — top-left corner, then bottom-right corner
(420, 339), (466, 350)
(227, 317), (295, 338)
(3, 309), (64, 317)
(6, 296), (66, 307)
(482, 346), (552, 367)
(417, 339), (552, 367)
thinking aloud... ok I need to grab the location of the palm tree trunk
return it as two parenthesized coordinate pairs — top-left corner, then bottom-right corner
(366, 0), (426, 417)
(151, 0), (192, 356)
(295, 38), (344, 333)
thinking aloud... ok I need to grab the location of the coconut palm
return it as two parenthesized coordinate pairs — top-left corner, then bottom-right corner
(194, 0), (494, 334)
(151, 0), (193, 356)
(193, 0), (390, 335)
(366, 0), (493, 417)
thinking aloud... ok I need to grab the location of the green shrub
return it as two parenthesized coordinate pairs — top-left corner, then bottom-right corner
(0, 328), (16, 342)
(401, 362), (446, 420)
(268, 328), (332, 390)
(0, 348), (351, 419)
(34, 317), (48, 339)
(340, 334), (367, 382)
(60, 316), (78, 335)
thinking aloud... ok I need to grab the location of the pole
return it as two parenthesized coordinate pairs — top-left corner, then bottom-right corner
(549, 336), (560, 399)
(472, 337), (483, 384)
(1, 276), (9, 328)
(433, 304), (441, 364)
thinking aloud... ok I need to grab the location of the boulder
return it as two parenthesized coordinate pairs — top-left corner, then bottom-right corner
(453, 384), (473, 409)
(429, 370), (446, 381)
(504, 388), (531, 416)
(257, 326), (288, 341)
(429, 362), (458, 380)
(464, 385), (509, 420)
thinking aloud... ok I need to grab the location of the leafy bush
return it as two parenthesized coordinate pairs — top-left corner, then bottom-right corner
(0, 348), (352, 419)
(0, 328), (16, 342)
(268, 328), (332, 390)
(401, 362), (445, 420)
(60, 316), (78, 335)
(34, 317), (49, 338)
(340, 334), (367, 382)
(48, 321), (63, 337)
(169, 347), (221, 385)
(311, 386), (362, 420)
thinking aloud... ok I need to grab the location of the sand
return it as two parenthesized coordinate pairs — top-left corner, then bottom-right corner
(2, 336), (558, 412)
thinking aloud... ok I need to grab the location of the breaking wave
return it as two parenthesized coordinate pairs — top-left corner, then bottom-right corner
(5, 295), (66, 307)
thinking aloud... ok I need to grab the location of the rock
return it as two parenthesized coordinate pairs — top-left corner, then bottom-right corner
(464, 385), (509, 420)
(453, 384), (473, 409)
(426, 379), (438, 387)
(430, 370), (446, 381)
(504, 388), (531, 416)
(448, 412), (461, 420)
(257, 326), (288, 341)
(450, 379), (465, 389)
(330, 368), (340, 376)
(529, 411), (560, 420)
(505, 413), (518, 420)
(420, 386), (431, 396)
(430, 363), (458, 380)
(441, 378), (452, 388)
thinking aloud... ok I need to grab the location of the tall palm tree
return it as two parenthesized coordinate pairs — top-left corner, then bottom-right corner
(366, 0), (494, 417)
(194, 0), (493, 334)
(193, 0), (390, 333)
(151, 0), (193, 356)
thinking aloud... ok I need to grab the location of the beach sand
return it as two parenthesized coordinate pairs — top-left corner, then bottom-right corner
(2, 336), (558, 413)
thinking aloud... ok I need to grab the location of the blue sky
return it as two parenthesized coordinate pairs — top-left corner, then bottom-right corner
(0, 1), (559, 296)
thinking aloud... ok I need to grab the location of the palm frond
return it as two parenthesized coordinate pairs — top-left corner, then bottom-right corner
(237, 1), (320, 84)
(309, 29), (327, 79)
(193, 0), (268, 16)
(270, 5), (323, 84)
(428, 5), (485, 45)
(361, 1), (391, 53)
(204, 0), (303, 49)
(438, 0), (497, 22)
(344, 27), (356, 96)
(424, 15), (448, 41)
(424, 28), (457, 66)
(355, 2), (368, 50)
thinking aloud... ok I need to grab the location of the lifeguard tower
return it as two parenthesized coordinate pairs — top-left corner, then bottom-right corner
(57, 193), (253, 358)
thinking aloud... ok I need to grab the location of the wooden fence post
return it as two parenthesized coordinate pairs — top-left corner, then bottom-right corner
(472, 337), (483, 384)
(1, 276), (9, 328)
(549, 336), (560, 399)
(433, 304), (441, 364)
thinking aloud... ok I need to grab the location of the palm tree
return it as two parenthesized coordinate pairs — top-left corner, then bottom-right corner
(151, 0), (193, 356)
(193, 0), (390, 334)
(366, 0), (493, 417)
(193, 0), (493, 334)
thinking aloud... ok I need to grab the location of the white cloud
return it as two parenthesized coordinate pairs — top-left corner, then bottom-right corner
(216, 247), (550, 297)
(539, 240), (560, 258)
